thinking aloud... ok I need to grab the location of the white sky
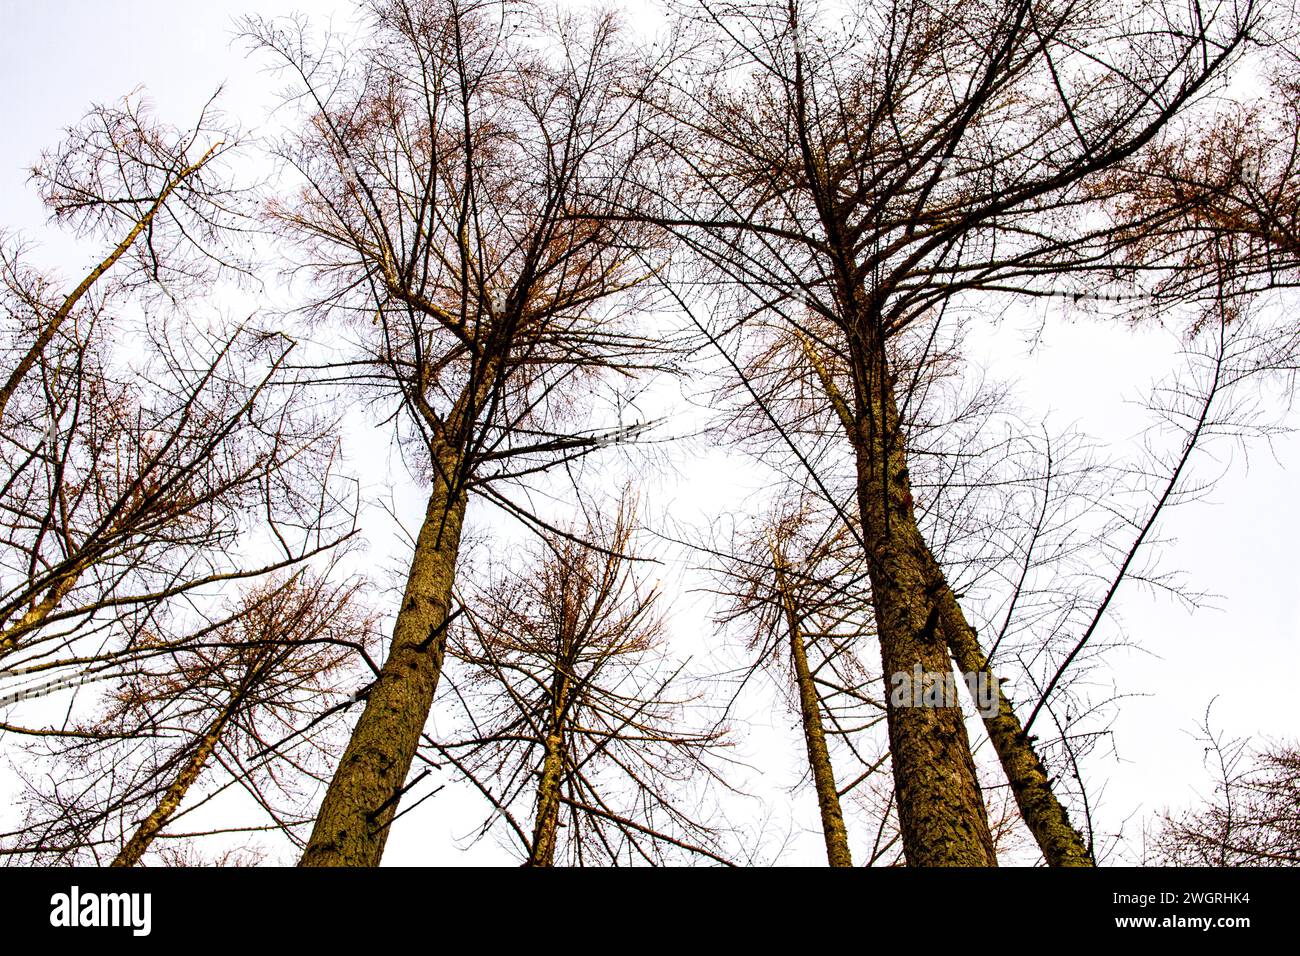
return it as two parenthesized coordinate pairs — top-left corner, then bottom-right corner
(1, 0), (1296, 866)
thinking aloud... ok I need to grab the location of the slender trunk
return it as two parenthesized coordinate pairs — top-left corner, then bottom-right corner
(847, 334), (997, 867)
(772, 547), (853, 867)
(798, 331), (1088, 865)
(0, 143), (221, 424)
(940, 600), (1094, 866)
(300, 446), (467, 867)
(527, 667), (570, 867)
(527, 732), (566, 867)
(111, 700), (233, 867)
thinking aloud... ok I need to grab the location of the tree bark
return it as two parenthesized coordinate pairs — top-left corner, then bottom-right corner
(300, 446), (467, 867)
(848, 334), (998, 867)
(772, 548), (853, 867)
(0, 564), (84, 658)
(111, 700), (233, 867)
(527, 731), (566, 867)
(940, 601), (1094, 866)
(526, 665), (571, 868)
(799, 328), (1087, 866)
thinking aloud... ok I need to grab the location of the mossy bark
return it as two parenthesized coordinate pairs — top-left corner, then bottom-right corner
(848, 336), (998, 867)
(800, 329), (1086, 868)
(111, 701), (233, 867)
(772, 551), (853, 867)
(0, 565), (84, 658)
(300, 448), (467, 867)
(527, 732), (567, 867)
(940, 600), (1094, 866)
(526, 665), (571, 867)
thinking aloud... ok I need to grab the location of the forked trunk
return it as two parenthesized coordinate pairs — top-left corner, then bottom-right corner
(941, 602), (1094, 866)
(849, 335), (998, 867)
(800, 329), (1087, 866)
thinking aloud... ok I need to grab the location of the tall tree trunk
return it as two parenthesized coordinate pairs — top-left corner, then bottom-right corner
(940, 601), (1094, 866)
(527, 667), (570, 868)
(111, 700), (233, 867)
(798, 330), (1087, 866)
(772, 548), (853, 867)
(527, 731), (566, 867)
(848, 334), (998, 867)
(300, 446), (467, 867)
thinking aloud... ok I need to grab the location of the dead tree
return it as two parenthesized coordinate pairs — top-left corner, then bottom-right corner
(437, 502), (733, 866)
(1101, 51), (1300, 306)
(0, 92), (356, 726)
(2, 572), (374, 866)
(245, 0), (678, 865)
(707, 498), (885, 867)
(1146, 708), (1300, 866)
(640, 0), (1259, 866)
(0, 92), (243, 424)
(0, 306), (356, 729)
(0, 319), (350, 663)
(0, 91), (368, 869)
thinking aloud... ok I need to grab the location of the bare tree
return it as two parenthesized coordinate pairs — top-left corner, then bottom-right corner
(0, 89), (371, 871)
(0, 92), (244, 424)
(437, 501), (733, 866)
(2, 571), (374, 866)
(245, 0), (679, 866)
(1145, 709), (1300, 866)
(707, 498), (883, 867)
(0, 319), (350, 667)
(638, 0), (1259, 865)
(0, 93), (356, 729)
(1101, 51), (1300, 305)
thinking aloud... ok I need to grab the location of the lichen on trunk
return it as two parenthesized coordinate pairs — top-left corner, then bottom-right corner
(941, 602), (1094, 866)
(300, 447), (467, 867)
(111, 701), (233, 867)
(849, 333), (998, 867)
(527, 731), (567, 867)
(772, 546), (853, 867)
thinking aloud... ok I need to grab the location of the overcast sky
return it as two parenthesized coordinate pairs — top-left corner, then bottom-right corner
(1, 0), (1296, 865)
